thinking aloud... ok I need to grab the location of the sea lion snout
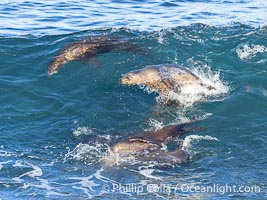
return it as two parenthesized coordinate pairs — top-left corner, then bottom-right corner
(46, 64), (58, 76)
(119, 76), (127, 84)
(120, 72), (138, 85)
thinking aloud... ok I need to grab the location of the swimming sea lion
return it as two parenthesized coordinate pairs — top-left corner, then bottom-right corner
(120, 64), (215, 99)
(47, 35), (134, 76)
(105, 122), (204, 167)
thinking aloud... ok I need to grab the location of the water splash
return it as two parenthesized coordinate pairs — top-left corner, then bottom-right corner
(236, 44), (267, 60)
(0, 160), (12, 170)
(175, 65), (228, 107)
(64, 142), (108, 166)
(73, 126), (94, 136)
(182, 134), (219, 153)
(101, 149), (139, 167)
(139, 64), (229, 107)
(148, 118), (164, 131)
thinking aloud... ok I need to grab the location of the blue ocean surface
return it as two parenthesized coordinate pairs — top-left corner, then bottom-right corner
(0, 0), (267, 199)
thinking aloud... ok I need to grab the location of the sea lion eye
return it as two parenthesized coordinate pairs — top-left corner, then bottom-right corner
(127, 74), (132, 80)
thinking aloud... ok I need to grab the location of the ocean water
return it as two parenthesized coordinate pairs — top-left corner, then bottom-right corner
(0, 0), (267, 199)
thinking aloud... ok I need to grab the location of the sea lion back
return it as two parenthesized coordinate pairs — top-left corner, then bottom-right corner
(158, 64), (200, 85)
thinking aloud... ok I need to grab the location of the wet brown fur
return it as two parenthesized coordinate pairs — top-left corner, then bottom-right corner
(120, 64), (216, 97)
(47, 35), (133, 76)
(110, 122), (203, 161)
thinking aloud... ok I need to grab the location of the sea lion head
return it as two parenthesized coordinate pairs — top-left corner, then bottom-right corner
(120, 66), (161, 85)
(110, 138), (156, 157)
(47, 62), (60, 76)
(120, 71), (143, 85)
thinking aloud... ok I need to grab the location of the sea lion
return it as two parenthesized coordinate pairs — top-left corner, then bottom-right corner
(120, 64), (215, 100)
(47, 35), (134, 76)
(104, 122), (204, 167)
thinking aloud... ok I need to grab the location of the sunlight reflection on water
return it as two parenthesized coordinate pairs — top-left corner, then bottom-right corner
(0, 0), (266, 35)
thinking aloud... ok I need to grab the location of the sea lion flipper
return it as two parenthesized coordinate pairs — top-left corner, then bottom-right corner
(144, 121), (205, 142)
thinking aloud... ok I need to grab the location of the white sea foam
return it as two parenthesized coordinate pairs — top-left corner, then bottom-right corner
(10, 161), (66, 196)
(0, 160), (12, 170)
(236, 44), (267, 60)
(148, 118), (164, 131)
(12, 162), (43, 183)
(182, 134), (219, 152)
(65, 142), (108, 166)
(27, 155), (40, 159)
(177, 65), (228, 107)
(137, 166), (161, 180)
(0, 149), (17, 157)
(69, 176), (99, 199)
(141, 64), (229, 107)
(259, 87), (267, 98)
(175, 113), (212, 124)
(68, 168), (119, 198)
(73, 126), (94, 136)
(13, 160), (26, 168)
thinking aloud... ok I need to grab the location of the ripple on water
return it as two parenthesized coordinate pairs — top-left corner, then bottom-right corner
(0, 10), (266, 199)
(0, 0), (266, 35)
